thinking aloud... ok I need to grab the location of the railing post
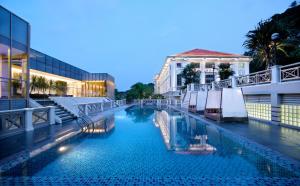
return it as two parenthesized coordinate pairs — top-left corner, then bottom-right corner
(101, 103), (104, 111)
(190, 83), (194, 91)
(85, 104), (89, 115)
(24, 108), (34, 131)
(271, 65), (280, 83)
(211, 82), (215, 91)
(231, 76), (237, 88)
(48, 106), (56, 125)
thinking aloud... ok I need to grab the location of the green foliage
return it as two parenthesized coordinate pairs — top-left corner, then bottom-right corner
(218, 63), (234, 80)
(180, 63), (200, 87)
(55, 80), (68, 96)
(115, 89), (127, 100)
(37, 76), (48, 94)
(125, 82), (154, 102)
(152, 94), (164, 99)
(244, 5), (300, 71)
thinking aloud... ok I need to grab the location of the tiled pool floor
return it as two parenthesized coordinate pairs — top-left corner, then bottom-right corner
(1, 106), (300, 185)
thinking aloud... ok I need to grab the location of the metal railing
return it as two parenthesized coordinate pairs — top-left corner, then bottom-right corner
(77, 99), (125, 117)
(214, 79), (232, 89)
(236, 69), (271, 87)
(280, 62), (300, 82)
(0, 109), (25, 133)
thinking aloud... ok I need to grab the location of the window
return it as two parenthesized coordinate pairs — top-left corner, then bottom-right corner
(176, 63), (182, 68)
(192, 63), (200, 68)
(205, 74), (214, 83)
(11, 15), (28, 45)
(205, 62), (214, 69)
(177, 74), (182, 86)
(0, 7), (10, 38)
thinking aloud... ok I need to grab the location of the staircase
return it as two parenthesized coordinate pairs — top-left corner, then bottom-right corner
(35, 98), (77, 123)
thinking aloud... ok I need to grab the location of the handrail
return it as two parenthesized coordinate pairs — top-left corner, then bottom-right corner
(279, 61), (300, 69)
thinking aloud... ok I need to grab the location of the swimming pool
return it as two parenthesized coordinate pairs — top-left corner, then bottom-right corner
(1, 106), (300, 185)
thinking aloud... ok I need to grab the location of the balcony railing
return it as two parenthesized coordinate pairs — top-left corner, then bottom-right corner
(0, 106), (55, 135)
(236, 69), (271, 87)
(280, 62), (300, 82)
(214, 79), (232, 89)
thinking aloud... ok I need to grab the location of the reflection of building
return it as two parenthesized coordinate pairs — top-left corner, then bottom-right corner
(154, 49), (251, 97)
(0, 6), (114, 110)
(154, 109), (216, 153)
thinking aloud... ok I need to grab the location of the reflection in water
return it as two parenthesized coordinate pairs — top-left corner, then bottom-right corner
(125, 106), (154, 123)
(154, 109), (216, 154)
(154, 107), (296, 177)
(84, 114), (115, 134)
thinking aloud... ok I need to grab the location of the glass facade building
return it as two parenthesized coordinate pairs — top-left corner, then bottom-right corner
(28, 49), (115, 98)
(0, 5), (115, 110)
(0, 6), (30, 110)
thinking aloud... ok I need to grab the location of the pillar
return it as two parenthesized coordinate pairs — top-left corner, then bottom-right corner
(48, 106), (56, 125)
(271, 65), (280, 83)
(200, 71), (206, 84)
(25, 108), (34, 131)
(269, 65), (281, 125)
(231, 76), (237, 88)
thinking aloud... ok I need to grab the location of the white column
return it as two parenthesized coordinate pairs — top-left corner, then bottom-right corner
(25, 108), (34, 131)
(48, 106), (56, 125)
(231, 76), (237, 88)
(245, 62), (250, 75)
(200, 71), (206, 84)
(170, 63), (177, 91)
(271, 65), (280, 83)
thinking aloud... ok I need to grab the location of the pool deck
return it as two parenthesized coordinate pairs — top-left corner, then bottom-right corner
(169, 106), (300, 162)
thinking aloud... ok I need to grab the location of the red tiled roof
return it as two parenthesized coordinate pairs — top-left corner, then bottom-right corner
(175, 49), (242, 57)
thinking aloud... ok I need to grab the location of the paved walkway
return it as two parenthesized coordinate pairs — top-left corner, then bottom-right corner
(170, 106), (300, 162)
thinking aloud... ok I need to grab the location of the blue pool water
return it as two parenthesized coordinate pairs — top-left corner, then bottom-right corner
(2, 106), (300, 184)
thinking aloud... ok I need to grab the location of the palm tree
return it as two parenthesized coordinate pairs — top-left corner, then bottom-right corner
(30, 75), (39, 94)
(180, 63), (200, 88)
(37, 76), (48, 94)
(244, 20), (291, 69)
(48, 79), (55, 95)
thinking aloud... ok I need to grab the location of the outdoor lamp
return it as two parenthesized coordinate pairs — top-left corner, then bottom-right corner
(271, 33), (280, 66)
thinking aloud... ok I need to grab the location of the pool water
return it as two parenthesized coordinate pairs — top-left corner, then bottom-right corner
(2, 106), (300, 184)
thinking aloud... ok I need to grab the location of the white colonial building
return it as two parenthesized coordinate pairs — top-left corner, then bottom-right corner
(154, 49), (252, 97)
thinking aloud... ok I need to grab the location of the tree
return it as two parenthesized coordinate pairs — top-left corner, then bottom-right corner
(290, 1), (297, 7)
(37, 76), (48, 94)
(244, 5), (300, 71)
(125, 82), (155, 102)
(180, 63), (200, 88)
(218, 63), (234, 80)
(30, 75), (39, 93)
(48, 79), (55, 95)
(55, 81), (68, 96)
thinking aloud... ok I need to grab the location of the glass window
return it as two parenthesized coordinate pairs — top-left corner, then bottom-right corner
(11, 41), (28, 98)
(0, 7), (10, 38)
(176, 63), (182, 68)
(205, 62), (214, 68)
(0, 37), (10, 98)
(11, 15), (28, 45)
(192, 63), (200, 68)
(177, 74), (182, 86)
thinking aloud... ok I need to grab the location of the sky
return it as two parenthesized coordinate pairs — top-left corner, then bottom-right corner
(1, 0), (292, 91)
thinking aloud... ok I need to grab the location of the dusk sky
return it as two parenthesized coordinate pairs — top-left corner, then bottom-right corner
(1, 0), (292, 90)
